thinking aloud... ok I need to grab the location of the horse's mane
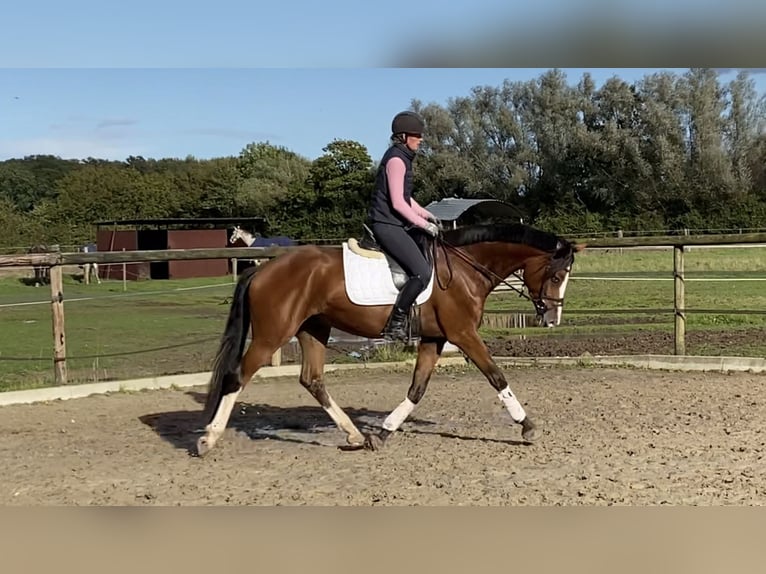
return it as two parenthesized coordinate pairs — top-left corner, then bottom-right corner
(442, 223), (567, 253)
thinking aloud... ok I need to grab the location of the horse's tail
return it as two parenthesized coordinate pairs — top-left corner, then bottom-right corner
(203, 265), (260, 421)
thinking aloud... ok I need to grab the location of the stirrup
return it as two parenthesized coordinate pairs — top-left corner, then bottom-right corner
(382, 328), (409, 343)
(381, 307), (421, 344)
(381, 308), (409, 342)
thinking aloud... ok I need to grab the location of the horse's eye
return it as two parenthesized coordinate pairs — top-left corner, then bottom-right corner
(551, 276), (561, 285)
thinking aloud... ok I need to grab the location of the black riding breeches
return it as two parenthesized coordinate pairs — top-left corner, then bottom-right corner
(371, 222), (432, 310)
(371, 222), (432, 281)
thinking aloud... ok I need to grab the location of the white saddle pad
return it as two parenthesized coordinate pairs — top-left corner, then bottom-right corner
(342, 242), (434, 306)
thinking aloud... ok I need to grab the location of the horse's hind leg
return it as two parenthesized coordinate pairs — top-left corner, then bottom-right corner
(198, 338), (280, 455)
(364, 337), (445, 451)
(297, 318), (365, 447)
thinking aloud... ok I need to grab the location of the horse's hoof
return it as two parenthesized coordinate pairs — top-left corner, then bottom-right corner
(520, 418), (542, 443)
(348, 433), (366, 445)
(196, 436), (213, 457)
(364, 433), (386, 451)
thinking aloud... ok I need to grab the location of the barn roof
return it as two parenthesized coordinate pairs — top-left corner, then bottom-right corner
(424, 198), (525, 222)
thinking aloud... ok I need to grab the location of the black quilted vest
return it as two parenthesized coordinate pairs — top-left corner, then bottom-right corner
(368, 143), (416, 226)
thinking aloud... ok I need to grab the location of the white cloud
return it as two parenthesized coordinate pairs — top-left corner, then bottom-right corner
(0, 116), (270, 160)
(0, 115), (148, 160)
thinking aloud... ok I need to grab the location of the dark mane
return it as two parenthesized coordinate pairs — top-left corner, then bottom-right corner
(442, 223), (567, 253)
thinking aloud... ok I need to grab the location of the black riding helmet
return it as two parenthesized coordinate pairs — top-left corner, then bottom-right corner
(391, 111), (426, 136)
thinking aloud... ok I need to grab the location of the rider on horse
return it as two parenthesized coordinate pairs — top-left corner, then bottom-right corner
(367, 111), (442, 341)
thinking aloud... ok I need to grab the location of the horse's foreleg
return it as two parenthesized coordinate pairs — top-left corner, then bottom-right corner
(297, 325), (365, 447)
(449, 331), (540, 443)
(365, 337), (445, 451)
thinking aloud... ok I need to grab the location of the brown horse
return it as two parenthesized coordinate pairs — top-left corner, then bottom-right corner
(197, 222), (585, 456)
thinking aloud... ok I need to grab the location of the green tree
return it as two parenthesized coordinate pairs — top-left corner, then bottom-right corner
(235, 142), (312, 218)
(0, 163), (38, 211)
(302, 139), (375, 237)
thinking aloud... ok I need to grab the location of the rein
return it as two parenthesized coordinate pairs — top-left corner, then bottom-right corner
(432, 235), (566, 317)
(433, 236), (531, 299)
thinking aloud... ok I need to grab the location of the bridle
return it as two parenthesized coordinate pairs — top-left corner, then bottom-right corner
(432, 235), (571, 319)
(534, 264), (570, 316)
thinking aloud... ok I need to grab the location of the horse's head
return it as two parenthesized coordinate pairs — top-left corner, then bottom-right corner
(229, 226), (244, 245)
(522, 239), (586, 328)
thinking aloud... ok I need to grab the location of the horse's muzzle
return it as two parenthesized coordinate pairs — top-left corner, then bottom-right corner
(534, 297), (563, 328)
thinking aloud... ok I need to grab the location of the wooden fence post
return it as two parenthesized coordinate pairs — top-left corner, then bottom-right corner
(231, 257), (237, 283)
(122, 248), (127, 291)
(673, 245), (685, 355)
(50, 265), (67, 385)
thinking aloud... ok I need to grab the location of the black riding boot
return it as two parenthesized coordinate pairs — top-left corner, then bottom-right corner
(381, 276), (425, 342)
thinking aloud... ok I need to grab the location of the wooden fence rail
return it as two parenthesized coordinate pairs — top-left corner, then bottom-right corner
(3, 233), (766, 386)
(0, 245), (301, 268)
(0, 246), (303, 384)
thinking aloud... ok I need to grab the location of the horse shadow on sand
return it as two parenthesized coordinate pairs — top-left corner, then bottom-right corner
(139, 391), (531, 456)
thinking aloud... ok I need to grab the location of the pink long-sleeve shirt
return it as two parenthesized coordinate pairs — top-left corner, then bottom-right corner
(386, 157), (431, 229)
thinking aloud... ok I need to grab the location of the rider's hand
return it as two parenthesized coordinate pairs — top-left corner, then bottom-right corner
(429, 215), (445, 232)
(424, 221), (441, 237)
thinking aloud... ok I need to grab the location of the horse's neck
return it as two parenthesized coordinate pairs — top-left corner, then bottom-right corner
(457, 242), (543, 286)
(232, 233), (255, 247)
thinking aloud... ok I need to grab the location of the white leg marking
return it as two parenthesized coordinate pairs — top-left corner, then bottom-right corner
(382, 398), (416, 432)
(323, 396), (364, 442)
(208, 389), (241, 435)
(498, 386), (526, 423)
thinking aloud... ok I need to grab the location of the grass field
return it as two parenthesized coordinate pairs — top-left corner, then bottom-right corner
(1, 245), (765, 391)
(487, 246), (766, 326)
(0, 272), (236, 391)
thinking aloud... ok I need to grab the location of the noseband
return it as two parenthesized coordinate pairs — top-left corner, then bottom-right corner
(532, 285), (566, 318)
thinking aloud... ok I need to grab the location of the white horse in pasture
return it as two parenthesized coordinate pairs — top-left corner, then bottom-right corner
(228, 225), (257, 247)
(80, 243), (101, 284)
(229, 226), (264, 267)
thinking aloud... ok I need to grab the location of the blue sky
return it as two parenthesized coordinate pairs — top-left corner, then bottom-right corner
(3, 68), (765, 164)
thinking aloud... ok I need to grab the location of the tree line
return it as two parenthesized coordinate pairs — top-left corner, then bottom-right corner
(1, 68), (765, 249)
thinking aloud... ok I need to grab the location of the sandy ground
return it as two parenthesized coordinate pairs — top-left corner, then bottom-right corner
(1, 364), (765, 506)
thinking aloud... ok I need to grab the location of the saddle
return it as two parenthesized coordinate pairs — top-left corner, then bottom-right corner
(347, 224), (434, 290)
(345, 225), (435, 343)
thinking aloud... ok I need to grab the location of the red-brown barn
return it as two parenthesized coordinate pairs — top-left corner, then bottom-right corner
(95, 217), (266, 281)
